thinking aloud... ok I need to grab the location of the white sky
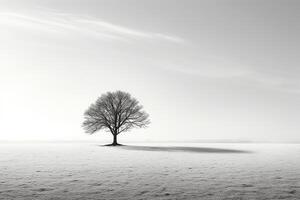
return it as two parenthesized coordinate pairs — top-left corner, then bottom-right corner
(1, 0), (300, 142)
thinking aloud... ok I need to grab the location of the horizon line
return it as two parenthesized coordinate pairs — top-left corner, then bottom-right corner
(0, 139), (299, 144)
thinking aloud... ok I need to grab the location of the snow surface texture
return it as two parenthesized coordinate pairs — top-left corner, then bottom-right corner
(0, 143), (299, 200)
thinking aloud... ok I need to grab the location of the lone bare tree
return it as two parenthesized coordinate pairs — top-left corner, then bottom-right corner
(82, 91), (150, 146)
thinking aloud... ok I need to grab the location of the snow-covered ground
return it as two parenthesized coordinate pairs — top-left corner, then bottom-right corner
(0, 142), (299, 200)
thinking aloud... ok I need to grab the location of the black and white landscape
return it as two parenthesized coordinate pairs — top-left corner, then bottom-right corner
(1, 0), (300, 199)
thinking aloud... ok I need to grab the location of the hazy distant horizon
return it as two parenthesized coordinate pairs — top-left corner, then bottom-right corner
(1, 139), (299, 144)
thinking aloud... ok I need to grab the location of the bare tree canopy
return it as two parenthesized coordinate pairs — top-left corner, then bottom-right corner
(82, 91), (150, 145)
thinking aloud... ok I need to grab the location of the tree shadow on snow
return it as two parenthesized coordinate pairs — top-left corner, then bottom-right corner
(117, 145), (252, 154)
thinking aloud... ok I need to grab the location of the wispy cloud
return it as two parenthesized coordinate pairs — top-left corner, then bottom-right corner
(161, 55), (300, 94)
(2, 11), (298, 93)
(0, 11), (185, 44)
(78, 19), (185, 43)
(248, 70), (300, 93)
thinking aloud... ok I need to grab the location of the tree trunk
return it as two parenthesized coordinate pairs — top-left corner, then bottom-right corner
(112, 134), (118, 146)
